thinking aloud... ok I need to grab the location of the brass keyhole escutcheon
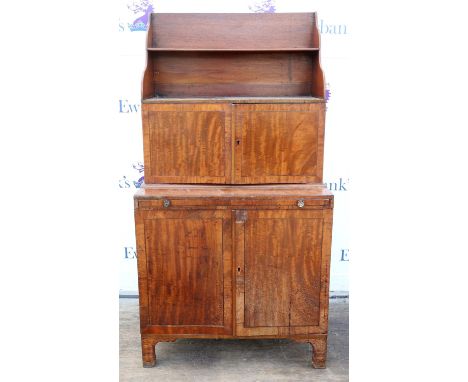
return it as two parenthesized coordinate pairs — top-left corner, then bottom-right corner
(163, 199), (171, 208)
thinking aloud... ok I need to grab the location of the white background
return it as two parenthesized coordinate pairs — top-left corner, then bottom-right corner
(1, 1), (468, 381)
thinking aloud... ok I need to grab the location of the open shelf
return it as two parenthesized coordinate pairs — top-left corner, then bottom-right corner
(142, 13), (325, 99)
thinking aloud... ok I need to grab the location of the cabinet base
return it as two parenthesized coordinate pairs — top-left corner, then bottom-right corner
(141, 335), (177, 367)
(294, 337), (328, 368)
(141, 334), (328, 368)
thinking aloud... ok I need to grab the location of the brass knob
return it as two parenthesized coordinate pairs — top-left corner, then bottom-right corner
(163, 199), (171, 208)
(297, 199), (305, 208)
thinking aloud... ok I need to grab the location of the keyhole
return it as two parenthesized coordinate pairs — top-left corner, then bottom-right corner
(236, 139), (241, 145)
(237, 267), (241, 273)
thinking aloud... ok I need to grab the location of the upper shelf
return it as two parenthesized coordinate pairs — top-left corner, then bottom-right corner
(147, 48), (320, 52)
(147, 13), (321, 50)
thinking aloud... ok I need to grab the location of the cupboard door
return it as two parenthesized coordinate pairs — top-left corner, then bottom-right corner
(235, 209), (332, 336)
(143, 104), (232, 184)
(234, 103), (324, 184)
(136, 209), (232, 335)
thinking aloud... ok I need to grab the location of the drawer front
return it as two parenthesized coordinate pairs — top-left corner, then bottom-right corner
(137, 197), (332, 210)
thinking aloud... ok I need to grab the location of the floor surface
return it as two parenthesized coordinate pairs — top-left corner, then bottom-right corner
(120, 298), (348, 381)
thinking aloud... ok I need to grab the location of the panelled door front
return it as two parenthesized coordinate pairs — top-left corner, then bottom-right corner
(136, 209), (232, 335)
(143, 103), (232, 184)
(233, 103), (325, 184)
(234, 208), (332, 336)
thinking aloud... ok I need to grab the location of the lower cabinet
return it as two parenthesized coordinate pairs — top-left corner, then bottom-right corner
(134, 184), (333, 368)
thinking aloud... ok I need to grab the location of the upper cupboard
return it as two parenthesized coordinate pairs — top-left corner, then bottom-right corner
(141, 13), (326, 184)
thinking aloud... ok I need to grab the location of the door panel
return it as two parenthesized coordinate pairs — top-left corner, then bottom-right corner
(235, 209), (331, 336)
(136, 209), (232, 335)
(143, 104), (231, 184)
(234, 103), (324, 184)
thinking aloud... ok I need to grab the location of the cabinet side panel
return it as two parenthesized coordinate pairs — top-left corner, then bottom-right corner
(135, 211), (150, 330)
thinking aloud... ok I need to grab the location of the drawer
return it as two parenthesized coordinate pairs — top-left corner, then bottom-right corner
(136, 197), (332, 210)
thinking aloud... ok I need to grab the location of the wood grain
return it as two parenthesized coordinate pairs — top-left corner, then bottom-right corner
(143, 103), (325, 184)
(234, 103), (325, 183)
(243, 212), (322, 328)
(135, 190), (334, 365)
(143, 96), (323, 104)
(150, 13), (317, 49)
(141, 20), (154, 99)
(136, 12), (334, 369)
(142, 103), (231, 184)
(136, 209), (233, 335)
(294, 336), (328, 368)
(146, 216), (224, 326)
(142, 13), (325, 99)
(236, 209), (327, 336)
(148, 48), (319, 52)
(136, 183), (333, 202)
(310, 13), (325, 98)
(152, 51), (316, 98)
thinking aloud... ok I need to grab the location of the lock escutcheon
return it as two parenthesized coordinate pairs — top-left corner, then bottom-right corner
(297, 199), (305, 208)
(163, 199), (171, 208)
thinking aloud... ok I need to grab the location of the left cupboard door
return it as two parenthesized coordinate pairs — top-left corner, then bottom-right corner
(135, 209), (233, 336)
(142, 103), (232, 184)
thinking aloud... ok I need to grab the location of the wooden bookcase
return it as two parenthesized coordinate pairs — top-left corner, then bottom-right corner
(134, 13), (334, 368)
(141, 13), (326, 184)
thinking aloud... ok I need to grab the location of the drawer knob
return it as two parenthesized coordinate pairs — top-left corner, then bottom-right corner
(297, 199), (305, 208)
(163, 199), (171, 208)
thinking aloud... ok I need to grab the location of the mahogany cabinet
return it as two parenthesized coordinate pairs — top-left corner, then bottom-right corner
(141, 12), (326, 184)
(142, 102), (325, 184)
(134, 12), (335, 368)
(134, 184), (333, 368)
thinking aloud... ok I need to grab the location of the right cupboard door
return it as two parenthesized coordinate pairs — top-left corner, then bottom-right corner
(235, 208), (332, 336)
(234, 103), (325, 184)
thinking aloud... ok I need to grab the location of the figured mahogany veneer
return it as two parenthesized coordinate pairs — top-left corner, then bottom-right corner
(141, 12), (326, 184)
(135, 184), (333, 368)
(143, 102), (325, 184)
(134, 12), (334, 368)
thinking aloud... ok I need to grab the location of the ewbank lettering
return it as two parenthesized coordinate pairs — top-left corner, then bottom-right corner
(124, 246), (137, 259)
(340, 249), (349, 262)
(326, 178), (349, 192)
(319, 19), (348, 35)
(119, 99), (140, 113)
